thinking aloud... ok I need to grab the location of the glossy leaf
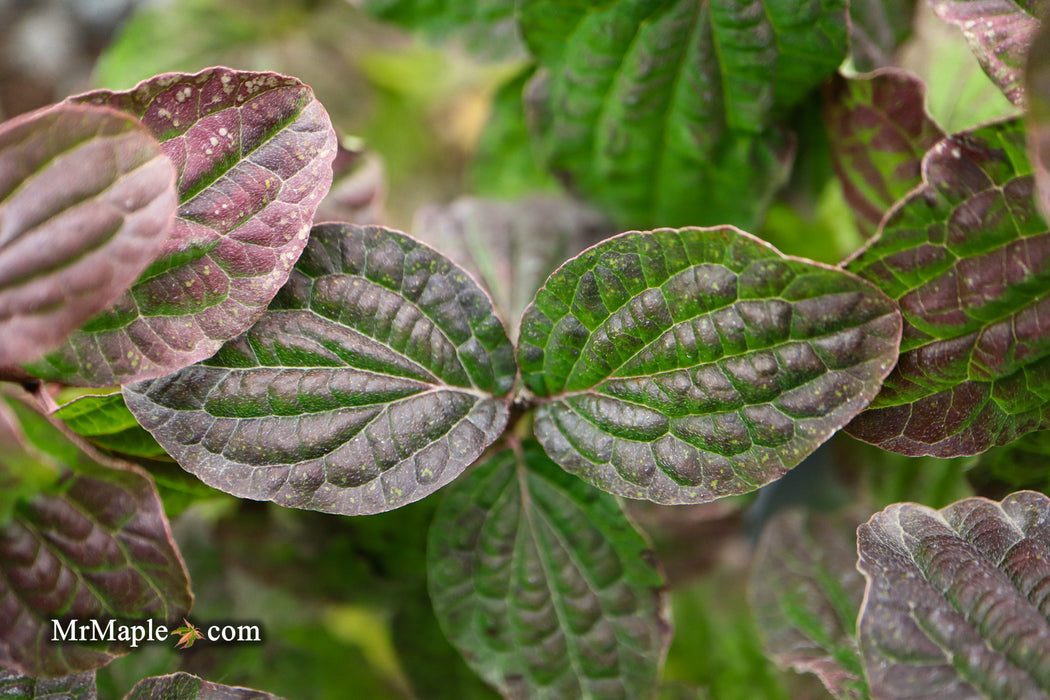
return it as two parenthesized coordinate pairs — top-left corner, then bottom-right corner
(412, 195), (611, 338)
(857, 490), (1050, 698)
(517, 0), (849, 229)
(0, 669), (96, 699)
(848, 0), (919, 71)
(55, 393), (168, 460)
(124, 223), (515, 515)
(930, 0), (1047, 107)
(124, 673), (282, 700)
(846, 119), (1050, 456)
(0, 102), (176, 367)
(428, 441), (671, 699)
(824, 70), (945, 237)
(1028, 15), (1050, 224)
(518, 227), (901, 503)
(749, 509), (868, 699)
(0, 408), (192, 677)
(27, 67), (338, 385)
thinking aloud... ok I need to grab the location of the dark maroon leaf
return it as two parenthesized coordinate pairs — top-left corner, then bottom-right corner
(824, 70), (945, 236)
(930, 0), (1047, 107)
(124, 672), (282, 699)
(0, 102), (176, 367)
(846, 119), (1050, 456)
(26, 67), (337, 385)
(123, 223), (516, 515)
(1028, 15), (1050, 223)
(0, 668), (96, 699)
(858, 490), (1050, 698)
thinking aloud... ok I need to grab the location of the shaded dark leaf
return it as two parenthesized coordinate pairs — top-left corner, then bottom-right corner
(518, 227), (901, 503)
(824, 70), (945, 237)
(27, 67), (338, 385)
(124, 672), (282, 700)
(124, 223), (515, 515)
(0, 103), (176, 367)
(428, 441), (671, 699)
(749, 509), (868, 699)
(848, 0), (919, 71)
(846, 119), (1050, 456)
(857, 490), (1050, 698)
(931, 0), (1047, 107)
(0, 668), (96, 699)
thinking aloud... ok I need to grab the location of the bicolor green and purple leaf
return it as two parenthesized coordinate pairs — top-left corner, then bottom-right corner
(930, 0), (1048, 107)
(518, 227), (902, 504)
(0, 102), (176, 367)
(55, 393), (169, 460)
(517, 0), (849, 230)
(857, 490), (1050, 698)
(846, 119), (1050, 456)
(824, 70), (945, 236)
(848, 0), (919, 71)
(428, 441), (671, 699)
(0, 669), (96, 699)
(0, 404), (192, 677)
(1027, 15), (1050, 223)
(412, 195), (611, 338)
(749, 509), (868, 699)
(124, 223), (516, 516)
(26, 67), (337, 386)
(124, 672), (282, 700)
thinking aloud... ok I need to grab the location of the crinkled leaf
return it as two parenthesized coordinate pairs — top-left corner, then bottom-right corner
(857, 490), (1050, 698)
(355, 0), (522, 58)
(1028, 15), (1050, 223)
(930, 0), (1047, 108)
(749, 509), (868, 699)
(846, 119), (1050, 456)
(518, 227), (901, 504)
(848, 0), (919, 71)
(55, 394), (168, 461)
(124, 672), (282, 700)
(428, 441), (671, 699)
(26, 67), (338, 386)
(0, 102), (176, 367)
(0, 409), (192, 677)
(124, 223), (515, 515)
(0, 669), (96, 699)
(518, 0), (849, 229)
(824, 70), (945, 237)
(412, 195), (611, 338)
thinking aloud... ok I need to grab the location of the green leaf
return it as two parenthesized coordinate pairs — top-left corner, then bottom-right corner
(55, 393), (169, 460)
(26, 67), (337, 386)
(1028, 14), (1050, 224)
(428, 441), (671, 698)
(0, 102), (176, 367)
(124, 223), (516, 515)
(824, 70), (945, 237)
(749, 509), (868, 699)
(0, 404), (192, 677)
(847, 0), (919, 71)
(0, 669), (96, 699)
(518, 227), (901, 503)
(356, 0), (523, 58)
(845, 119), (1050, 456)
(930, 0), (1048, 108)
(517, 0), (849, 229)
(857, 490), (1050, 698)
(969, 430), (1050, 494)
(124, 672), (282, 700)
(412, 195), (611, 338)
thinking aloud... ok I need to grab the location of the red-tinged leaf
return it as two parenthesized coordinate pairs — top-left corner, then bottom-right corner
(26, 67), (337, 386)
(0, 103), (176, 367)
(1028, 15), (1050, 223)
(846, 119), (1050, 456)
(125, 672), (283, 700)
(824, 70), (945, 236)
(858, 490), (1050, 698)
(930, 0), (1048, 108)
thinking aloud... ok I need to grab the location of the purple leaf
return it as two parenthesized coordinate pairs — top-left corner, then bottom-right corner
(858, 490), (1050, 698)
(124, 672), (282, 699)
(0, 668), (96, 699)
(26, 67), (338, 386)
(846, 119), (1050, 456)
(930, 0), (1048, 108)
(0, 103), (176, 367)
(1027, 15), (1050, 223)
(824, 69), (945, 236)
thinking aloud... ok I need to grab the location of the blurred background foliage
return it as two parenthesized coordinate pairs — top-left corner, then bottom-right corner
(0, 0), (1037, 697)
